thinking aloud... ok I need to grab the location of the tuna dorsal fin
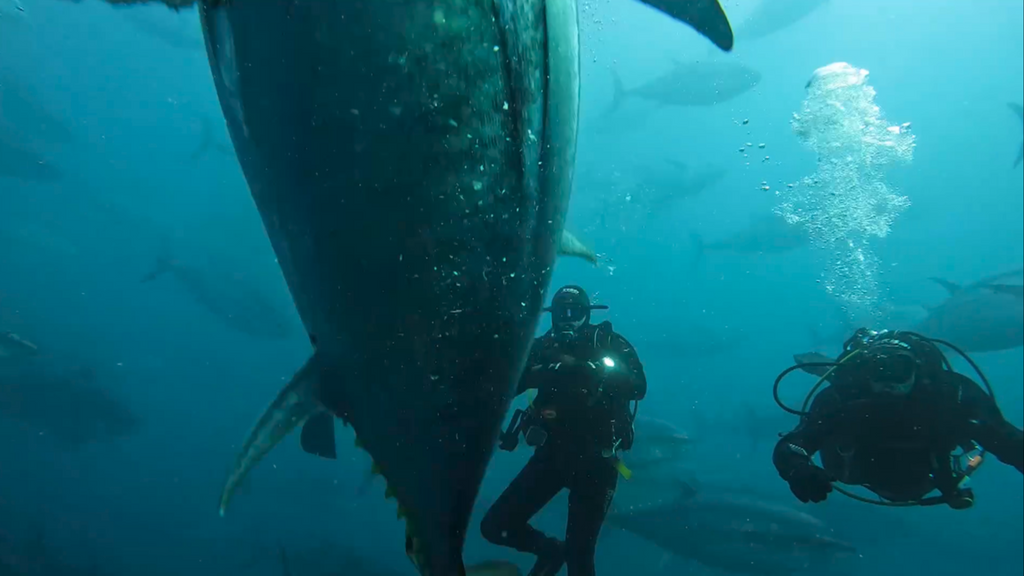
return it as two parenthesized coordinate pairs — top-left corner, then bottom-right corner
(638, 0), (735, 52)
(983, 284), (1024, 300)
(928, 277), (962, 296)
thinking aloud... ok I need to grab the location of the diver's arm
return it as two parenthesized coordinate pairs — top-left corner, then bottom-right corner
(956, 374), (1024, 473)
(773, 389), (839, 480)
(604, 332), (647, 401)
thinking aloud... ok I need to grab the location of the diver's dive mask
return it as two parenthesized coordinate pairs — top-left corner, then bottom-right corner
(843, 329), (943, 397)
(857, 342), (919, 396)
(552, 304), (589, 335)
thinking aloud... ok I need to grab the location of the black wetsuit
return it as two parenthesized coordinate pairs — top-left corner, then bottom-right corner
(481, 321), (646, 576)
(775, 370), (1024, 504)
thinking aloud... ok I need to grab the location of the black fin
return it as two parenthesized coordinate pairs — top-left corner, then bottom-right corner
(793, 352), (836, 377)
(638, 0), (735, 51)
(140, 246), (174, 283)
(278, 544), (293, 576)
(300, 412), (337, 459)
(663, 158), (690, 174)
(983, 284), (1024, 300)
(607, 69), (628, 115)
(675, 478), (700, 501)
(928, 277), (962, 296)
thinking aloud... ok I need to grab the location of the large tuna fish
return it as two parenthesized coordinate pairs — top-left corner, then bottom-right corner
(196, 1), (733, 575)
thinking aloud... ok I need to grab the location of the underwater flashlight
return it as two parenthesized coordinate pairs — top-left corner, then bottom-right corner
(602, 357), (615, 368)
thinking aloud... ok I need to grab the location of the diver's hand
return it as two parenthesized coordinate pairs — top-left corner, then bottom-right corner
(786, 465), (834, 504)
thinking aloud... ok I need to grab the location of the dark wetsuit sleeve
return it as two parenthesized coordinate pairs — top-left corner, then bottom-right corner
(608, 332), (647, 401)
(773, 388), (840, 480)
(956, 374), (1024, 473)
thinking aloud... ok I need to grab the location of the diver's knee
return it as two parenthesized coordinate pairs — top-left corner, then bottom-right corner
(565, 553), (596, 576)
(480, 510), (505, 544)
(564, 540), (597, 572)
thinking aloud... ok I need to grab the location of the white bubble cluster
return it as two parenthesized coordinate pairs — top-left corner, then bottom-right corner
(776, 63), (915, 323)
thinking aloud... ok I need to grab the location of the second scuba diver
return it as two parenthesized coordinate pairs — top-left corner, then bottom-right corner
(775, 329), (1023, 509)
(481, 285), (646, 576)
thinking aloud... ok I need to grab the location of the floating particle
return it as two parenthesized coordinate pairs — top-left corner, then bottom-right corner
(758, 143), (766, 149)
(742, 118), (750, 125)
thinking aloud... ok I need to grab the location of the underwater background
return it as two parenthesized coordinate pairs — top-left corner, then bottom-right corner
(1, 0), (1021, 575)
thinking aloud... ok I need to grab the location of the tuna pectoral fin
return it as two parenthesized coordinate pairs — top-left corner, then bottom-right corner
(219, 353), (323, 516)
(300, 411), (337, 459)
(638, 0), (734, 51)
(928, 277), (962, 295)
(466, 560), (522, 576)
(140, 254), (172, 283)
(793, 352), (836, 377)
(984, 284), (1024, 299)
(557, 230), (598, 264)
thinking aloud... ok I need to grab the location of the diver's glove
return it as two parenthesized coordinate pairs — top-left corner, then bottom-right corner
(785, 464), (834, 504)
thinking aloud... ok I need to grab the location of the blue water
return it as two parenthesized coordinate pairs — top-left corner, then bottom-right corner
(1, 1), (1021, 575)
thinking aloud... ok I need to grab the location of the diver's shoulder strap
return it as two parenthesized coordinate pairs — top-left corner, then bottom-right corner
(591, 320), (615, 350)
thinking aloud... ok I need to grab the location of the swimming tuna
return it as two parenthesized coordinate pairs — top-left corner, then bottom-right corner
(1011, 102), (1022, 169)
(625, 416), (691, 472)
(692, 214), (809, 259)
(140, 250), (294, 341)
(607, 478), (857, 575)
(910, 268), (1023, 353)
(608, 58), (760, 112)
(0, 331), (38, 362)
(198, 2), (734, 575)
(0, 362), (141, 448)
(633, 160), (726, 211)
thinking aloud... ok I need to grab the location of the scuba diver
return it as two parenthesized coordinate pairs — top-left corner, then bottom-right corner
(774, 329), (1023, 510)
(481, 285), (646, 576)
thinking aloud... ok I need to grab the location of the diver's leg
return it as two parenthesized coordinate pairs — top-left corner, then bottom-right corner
(564, 456), (618, 576)
(480, 451), (565, 554)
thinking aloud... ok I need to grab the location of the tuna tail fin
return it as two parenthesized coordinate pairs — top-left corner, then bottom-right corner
(607, 69), (628, 116)
(638, 0), (735, 51)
